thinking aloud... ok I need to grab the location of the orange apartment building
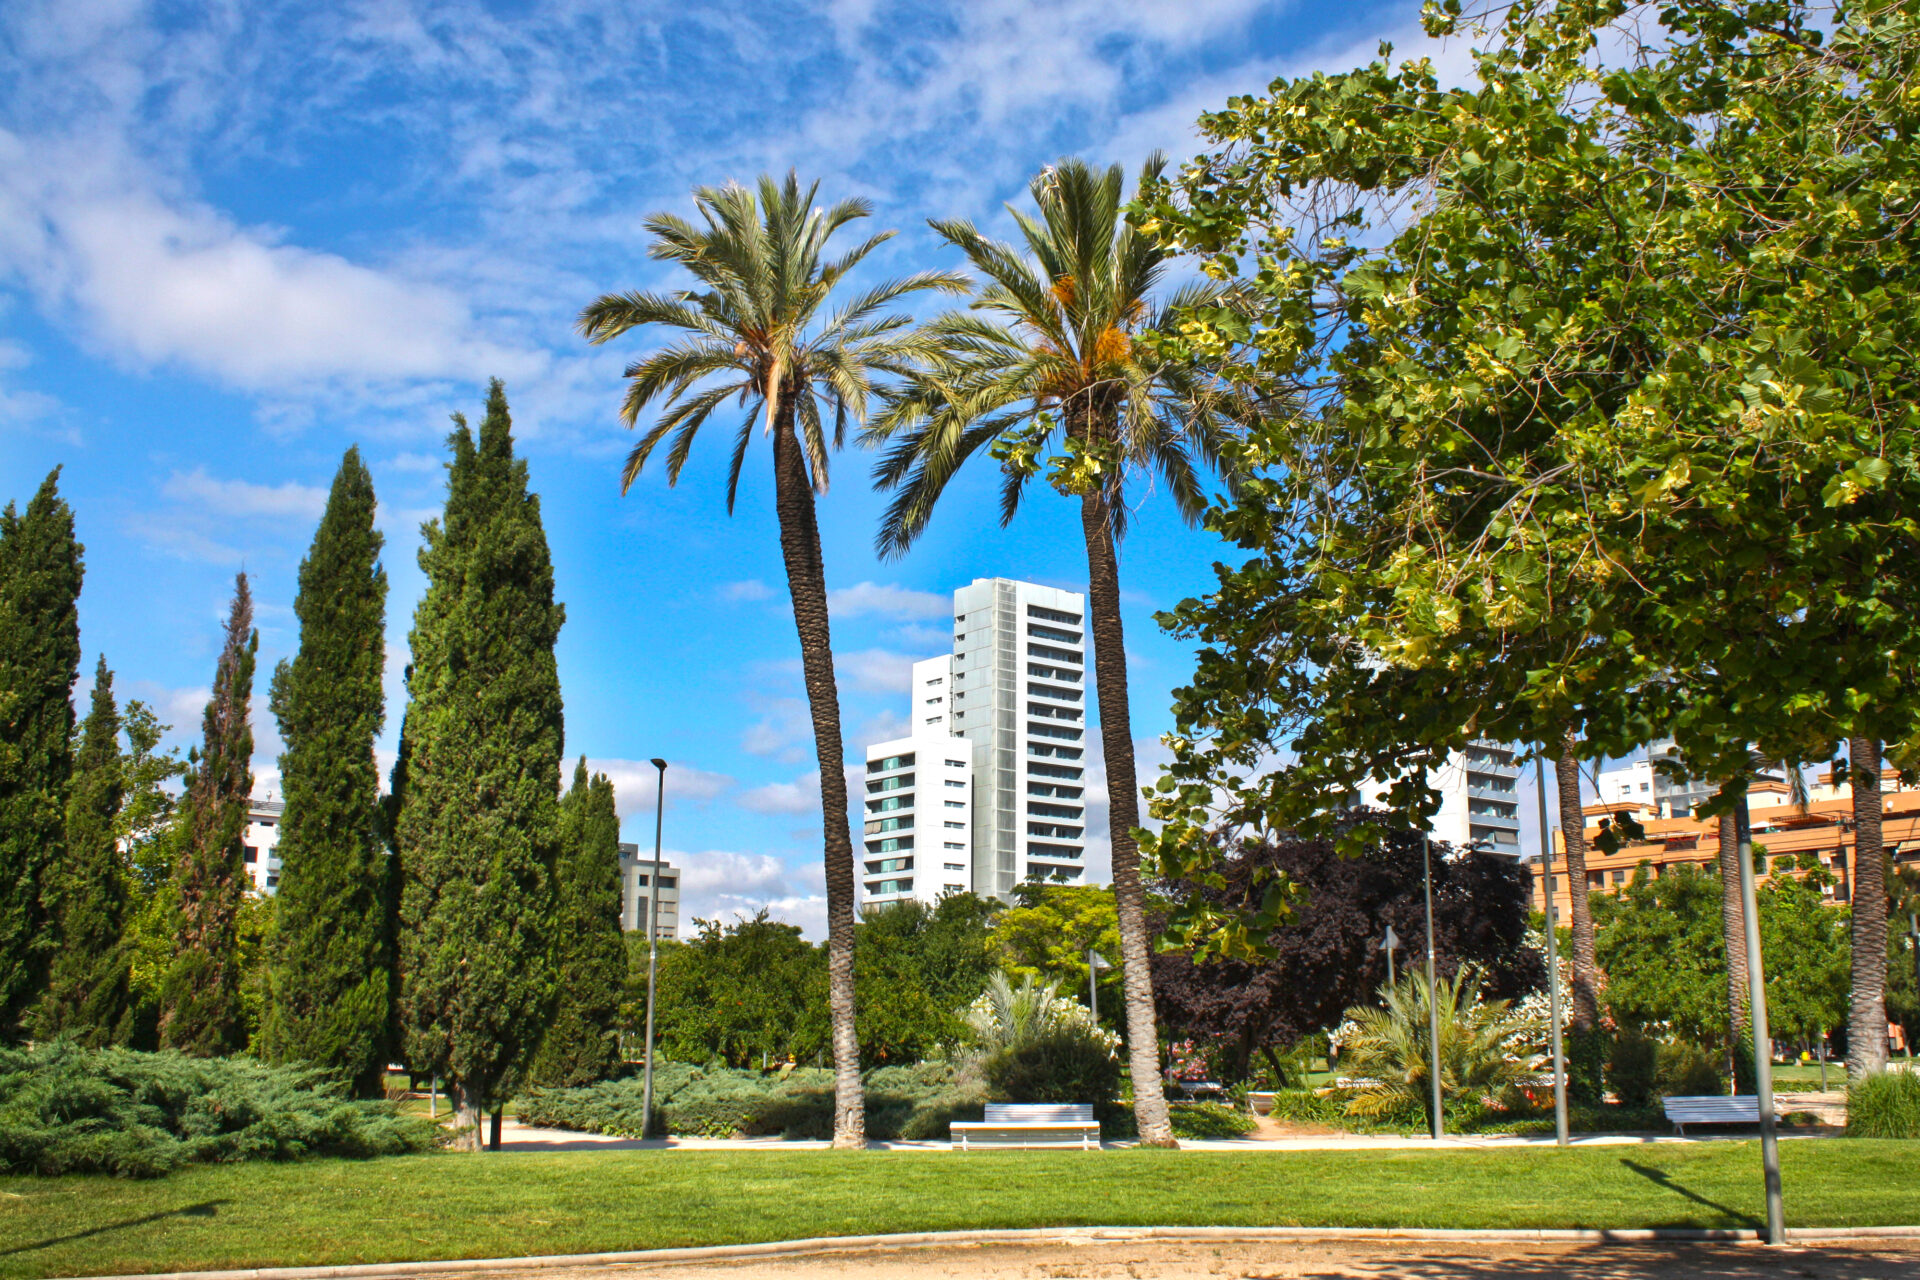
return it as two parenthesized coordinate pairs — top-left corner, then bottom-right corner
(1534, 767), (1920, 917)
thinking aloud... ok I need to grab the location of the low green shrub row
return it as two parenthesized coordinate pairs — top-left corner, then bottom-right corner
(1847, 1070), (1920, 1138)
(517, 1062), (986, 1141)
(0, 1042), (435, 1177)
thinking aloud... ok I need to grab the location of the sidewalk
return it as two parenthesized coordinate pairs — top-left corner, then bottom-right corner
(496, 1118), (1837, 1153)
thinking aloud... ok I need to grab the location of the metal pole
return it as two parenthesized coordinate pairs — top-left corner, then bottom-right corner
(641, 758), (667, 1141)
(1533, 753), (1570, 1147)
(1423, 832), (1444, 1141)
(1088, 946), (1097, 1024)
(1734, 796), (1785, 1245)
(1909, 915), (1919, 1057)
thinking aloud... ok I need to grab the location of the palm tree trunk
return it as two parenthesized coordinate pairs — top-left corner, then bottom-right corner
(1848, 737), (1889, 1079)
(1080, 484), (1175, 1147)
(1717, 807), (1751, 1043)
(769, 407), (863, 1146)
(1555, 734), (1600, 1031)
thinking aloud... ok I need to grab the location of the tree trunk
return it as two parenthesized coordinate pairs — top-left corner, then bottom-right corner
(450, 1077), (483, 1153)
(769, 402), (863, 1147)
(489, 1108), (502, 1151)
(1717, 807), (1750, 1043)
(1080, 484), (1176, 1147)
(1848, 737), (1889, 1078)
(1555, 734), (1600, 1031)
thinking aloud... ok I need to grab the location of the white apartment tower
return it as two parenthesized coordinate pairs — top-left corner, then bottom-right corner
(862, 578), (1089, 905)
(1358, 740), (1523, 853)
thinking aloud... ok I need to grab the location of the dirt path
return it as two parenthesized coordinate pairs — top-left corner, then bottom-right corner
(438, 1239), (1920, 1280)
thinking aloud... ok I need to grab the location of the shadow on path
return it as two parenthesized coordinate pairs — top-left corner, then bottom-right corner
(0, 1199), (227, 1257)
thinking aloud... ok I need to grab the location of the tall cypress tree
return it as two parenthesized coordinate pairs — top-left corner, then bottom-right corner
(0, 468), (83, 1041)
(160, 574), (256, 1056)
(396, 380), (565, 1148)
(263, 449), (390, 1092)
(33, 656), (132, 1045)
(530, 758), (626, 1086)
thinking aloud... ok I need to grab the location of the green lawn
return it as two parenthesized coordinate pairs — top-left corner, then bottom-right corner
(2, 1143), (1918, 1279)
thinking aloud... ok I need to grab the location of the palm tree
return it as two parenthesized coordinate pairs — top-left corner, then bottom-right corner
(1847, 737), (1890, 1078)
(1339, 967), (1542, 1125)
(577, 173), (966, 1148)
(865, 156), (1251, 1146)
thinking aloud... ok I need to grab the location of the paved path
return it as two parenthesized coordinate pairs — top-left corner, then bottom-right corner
(404, 1237), (1920, 1279)
(495, 1119), (1837, 1153)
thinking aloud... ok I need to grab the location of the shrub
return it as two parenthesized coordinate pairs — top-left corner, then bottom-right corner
(516, 1061), (979, 1141)
(1565, 1027), (1609, 1104)
(1846, 1070), (1920, 1138)
(1169, 1102), (1257, 1139)
(1260, 1088), (1347, 1127)
(0, 1042), (434, 1177)
(1338, 967), (1542, 1122)
(1607, 1028), (1659, 1107)
(1656, 1041), (1726, 1097)
(982, 1025), (1122, 1112)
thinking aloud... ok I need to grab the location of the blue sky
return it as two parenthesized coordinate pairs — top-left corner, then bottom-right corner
(1, 0), (1541, 935)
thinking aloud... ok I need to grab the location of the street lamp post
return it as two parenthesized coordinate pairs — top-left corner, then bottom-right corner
(1532, 752), (1570, 1147)
(1734, 795), (1785, 1245)
(1381, 924), (1400, 989)
(1421, 832), (1444, 1141)
(640, 757), (667, 1141)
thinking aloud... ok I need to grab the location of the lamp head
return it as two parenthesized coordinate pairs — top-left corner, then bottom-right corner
(651, 757), (668, 771)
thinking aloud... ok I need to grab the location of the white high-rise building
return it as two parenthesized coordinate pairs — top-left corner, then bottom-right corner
(861, 577), (1089, 905)
(1358, 740), (1522, 853)
(617, 843), (680, 940)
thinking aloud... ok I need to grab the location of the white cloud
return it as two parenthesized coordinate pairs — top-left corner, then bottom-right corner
(826, 581), (950, 620)
(160, 468), (328, 521)
(741, 695), (812, 762)
(674, 851), (829, 939)
(587, 757), (733, 820)
(0, 129), (543, 394)
(834, 647), (915, 694)
(740, 771), (821, 816)
(722, 579), (775, 603)
(854, 708), (910, 748)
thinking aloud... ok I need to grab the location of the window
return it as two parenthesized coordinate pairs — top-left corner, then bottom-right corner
(944, 841), (965, 850)
(927, 715), (943, 724)
(946, 884), (964, 892)
(944, 862), (965, 872)
(1028, 604), (1083, 624)
(266, 874), (278, 888)
(925, 696), (944, 705)
(945, 800), (964, 808)
(874, 753), (915, 771)
(945, 778), (966, 787)
(946, 759), (966, 768)
(1640, 781), (1650, 792)
(244, 845), (258, 863)
(945, 821), (965, 829)
(928, 676), (944, 686)
(657, 876), (676, 890)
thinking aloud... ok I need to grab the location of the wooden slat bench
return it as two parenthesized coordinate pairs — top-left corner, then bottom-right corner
(1663, 1094), (1767, 1135)
(951, 1103), (1101, 1150)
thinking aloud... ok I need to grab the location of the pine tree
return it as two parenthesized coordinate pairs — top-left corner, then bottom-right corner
(263, 449), (390, 1092)
(0, 468), (84, 1041)
(530, 758), (626, 1086)
(32, 657), (132, 1044)
(395, 380), (565, 1148)
(160, 574), (256, 1056)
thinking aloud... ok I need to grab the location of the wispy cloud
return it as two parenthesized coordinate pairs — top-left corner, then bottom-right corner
(161, 468), (328, 521)
(826, 581), (950, 620)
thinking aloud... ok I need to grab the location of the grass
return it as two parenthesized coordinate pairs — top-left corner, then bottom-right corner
(2, 1142), (1918, 1278)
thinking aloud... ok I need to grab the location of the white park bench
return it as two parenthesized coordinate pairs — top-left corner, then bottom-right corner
(1663, 1094), (1766, 1135)
(951, 1103), (1102, 1150)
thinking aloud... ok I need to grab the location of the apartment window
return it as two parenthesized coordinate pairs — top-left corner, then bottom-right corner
(874, 753), (915, 771)
(925, 696), (944, 705)
(927, 715), (943, 724)
(927, 676), (944, 686)
(945, 779), (966, 788)
(266, 874), (278, 888)
(944, 862), (965, 872)
(244, 846), (258, 864)
(945, 821), (965, 829)
(1027, 605), (1083, 624)
(1640, 782), (1650, 792)
(656, 876), (676, 890)
(946, 759), (966, 768)
(944, 841), (965, 850)
(945, 800), (965, 809)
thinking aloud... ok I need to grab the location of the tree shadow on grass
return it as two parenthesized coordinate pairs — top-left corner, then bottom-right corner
(0, 1199), (227, 1256)
(1619, 1160), (1761, 1228)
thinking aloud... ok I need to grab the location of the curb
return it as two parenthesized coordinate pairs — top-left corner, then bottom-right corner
(81, 1224), (1920, 1279)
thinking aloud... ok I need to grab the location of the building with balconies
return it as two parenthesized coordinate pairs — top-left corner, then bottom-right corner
(860, 577), (1088, 905)
(617, 843), (679, 939)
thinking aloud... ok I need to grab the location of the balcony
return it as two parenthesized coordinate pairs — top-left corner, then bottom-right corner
(1027, 681), (1083, 702)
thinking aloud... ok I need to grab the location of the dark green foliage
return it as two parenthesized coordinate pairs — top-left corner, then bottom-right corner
(0, 469), (83, 1039)
(856, 895), (996, 1063)
(395, 381), (565, 1133)
(1565, 1027), (1609, 1106)
(651, 913), (827, 1068)
(1657, 1042), (1728, 1097)
(518, 1062), (979, 1141)
(1593, 864), (1729, 1046)
(1846, 1071), (1920, 1138)
(159, 575), (256, 1057)
(530, 761), (626, 1087)
(33, 658), (131, 1045)
(982, 1023), (1123, 1127)
(1166, 1103), (1256, 1139)
(1607, 1028), (1659, 1109)
(0, 1041), (433, 1177)
(263, 448), (390, 1094)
